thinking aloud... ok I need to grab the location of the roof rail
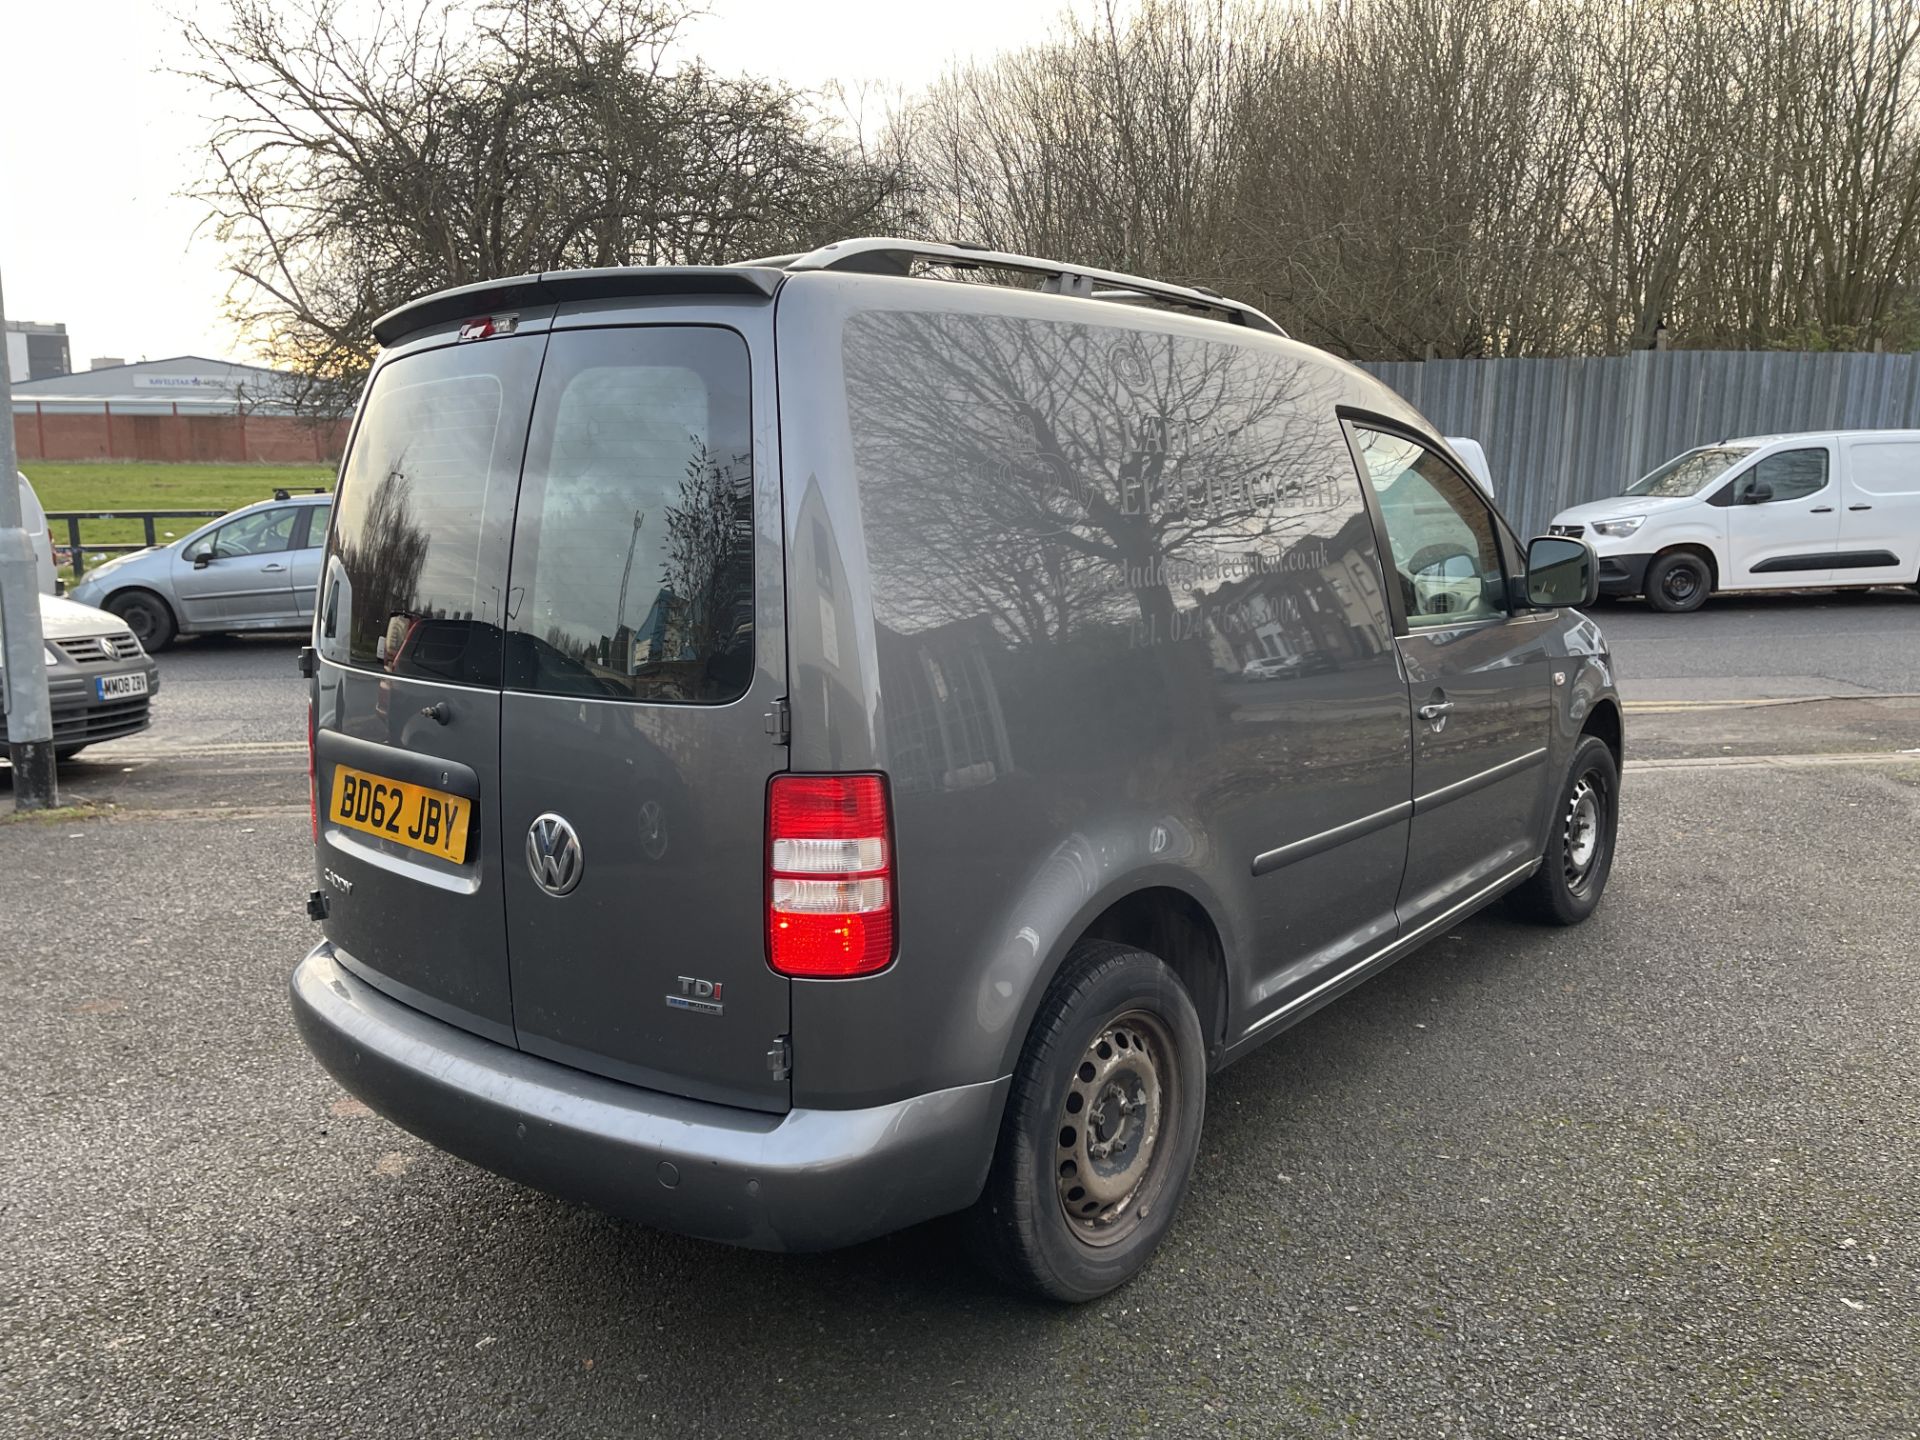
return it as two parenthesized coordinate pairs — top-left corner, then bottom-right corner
(757, 237), (1286, 337)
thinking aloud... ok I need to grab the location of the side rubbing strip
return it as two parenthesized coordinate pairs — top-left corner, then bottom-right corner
(1750, 550), (1899, 574)
(1413, 746), (1547, 815)
(1252, 802), (1412, 877)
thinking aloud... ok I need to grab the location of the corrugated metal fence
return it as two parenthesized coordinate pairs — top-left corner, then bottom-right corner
(1359, 350), (1920, 537)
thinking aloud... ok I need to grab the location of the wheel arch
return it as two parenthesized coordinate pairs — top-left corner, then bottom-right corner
(103, 584), (179, 624)
(996, 870), (1237, 1081)
(1652, 541), (1719, 590)
(1579, 696), (1623, 768)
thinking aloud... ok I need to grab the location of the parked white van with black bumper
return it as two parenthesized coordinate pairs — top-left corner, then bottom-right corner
(1549, 430), (1920, 611)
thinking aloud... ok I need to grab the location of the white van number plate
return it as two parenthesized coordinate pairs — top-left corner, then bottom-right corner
(96, 673), (149, 700)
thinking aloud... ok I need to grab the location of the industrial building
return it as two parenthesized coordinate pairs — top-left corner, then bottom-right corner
(10, 355), (348, 463)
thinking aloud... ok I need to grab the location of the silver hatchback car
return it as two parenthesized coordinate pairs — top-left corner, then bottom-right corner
(67, 493), (332, 650)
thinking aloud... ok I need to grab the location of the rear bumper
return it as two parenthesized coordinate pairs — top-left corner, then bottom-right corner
(1596, 551), (1653, 597)
(290, 943), (1010, 1251)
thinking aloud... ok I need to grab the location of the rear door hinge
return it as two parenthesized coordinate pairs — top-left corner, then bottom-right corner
(763, 696), (790, 747)
(766, 1034), (792, 1082)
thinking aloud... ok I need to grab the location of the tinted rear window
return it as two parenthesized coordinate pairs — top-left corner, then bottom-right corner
(322, 337), (541, 685)
(502, 326), (754, 703)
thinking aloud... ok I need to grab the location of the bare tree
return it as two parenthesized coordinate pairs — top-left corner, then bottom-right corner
(181, 0), (920, 383)
(901, 0), (1920, 358)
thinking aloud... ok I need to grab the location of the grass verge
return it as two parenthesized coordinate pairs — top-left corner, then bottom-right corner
(23, 461), (335, 578)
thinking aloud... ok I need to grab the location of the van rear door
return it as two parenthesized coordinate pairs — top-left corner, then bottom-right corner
(498, 314), (791, 1113)
(313, 330), (545, 1045)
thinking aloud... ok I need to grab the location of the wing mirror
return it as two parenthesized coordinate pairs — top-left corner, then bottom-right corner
(192, 550), (215, 568)
(1525, 535), (1599, 609)
(1742, 480), (1774, 504)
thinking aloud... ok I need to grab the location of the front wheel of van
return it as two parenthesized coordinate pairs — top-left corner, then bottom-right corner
(1643, 552), (1711, 613)
(1512, 735), (1619, 927)
(971, 940), (1206, 1303)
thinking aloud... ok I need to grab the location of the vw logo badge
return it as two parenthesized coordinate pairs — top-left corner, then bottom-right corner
(526, 813), (584, 896)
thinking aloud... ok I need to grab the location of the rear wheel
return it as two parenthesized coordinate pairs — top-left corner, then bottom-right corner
(970, 940), (1206, 1302)
(1644, 552), (1711, 613)
(107, 591), (176, 651)
(1511, 734), (1619, 926)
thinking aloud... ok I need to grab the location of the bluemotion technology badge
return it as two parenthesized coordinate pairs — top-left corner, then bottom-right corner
(667, 975), (725, 1016)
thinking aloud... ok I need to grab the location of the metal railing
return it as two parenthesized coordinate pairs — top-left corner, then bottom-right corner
(45, 488), (328, 578)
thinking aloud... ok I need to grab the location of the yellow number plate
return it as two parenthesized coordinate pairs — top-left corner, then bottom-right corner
(328, 765), (471, 863)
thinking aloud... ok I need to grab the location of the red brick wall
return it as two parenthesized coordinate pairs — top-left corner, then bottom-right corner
(13, 407), (349, 464)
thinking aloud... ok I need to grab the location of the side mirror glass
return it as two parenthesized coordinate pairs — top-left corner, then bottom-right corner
(1743, 480), (1773, 504)
(1526, 535), (1599, 609)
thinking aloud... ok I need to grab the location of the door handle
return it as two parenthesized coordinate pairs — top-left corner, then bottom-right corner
(1849, 504), (1873, 511)
(1809, 506), (1833, 513)
(1417, 700), (1455, 723)
(259, 562), (288, 573)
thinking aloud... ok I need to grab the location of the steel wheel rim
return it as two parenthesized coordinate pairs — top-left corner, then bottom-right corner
(123, 606), (156, 644)
(1663, 566), (1700, 602)
(1563, 773), (1605, 890)
(1055, 1010), (1177, 1247)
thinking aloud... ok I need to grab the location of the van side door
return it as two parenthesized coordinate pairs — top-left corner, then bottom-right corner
(1835, 438), (1920, 585)
(1714, 444), (1839, 586)
(1345, 421), (1556, 928)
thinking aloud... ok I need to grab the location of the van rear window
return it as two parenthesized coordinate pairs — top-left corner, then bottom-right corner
(323, 337), (541, 685)
(502, 326), (754, 704)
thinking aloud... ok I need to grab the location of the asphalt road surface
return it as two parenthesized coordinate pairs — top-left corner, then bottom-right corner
(4, 602), (1919, 1438)
(40, 587), (1920, 778)
(1596, 588), (1920, 702)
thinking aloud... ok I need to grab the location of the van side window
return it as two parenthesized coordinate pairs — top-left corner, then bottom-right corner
(1348, 426), (1505, 627)
(1736, 448), (1829, 503)
(503, 326), (754, 704)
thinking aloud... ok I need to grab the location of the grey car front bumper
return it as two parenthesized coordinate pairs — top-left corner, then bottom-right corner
(291, 944), (1010, 1251)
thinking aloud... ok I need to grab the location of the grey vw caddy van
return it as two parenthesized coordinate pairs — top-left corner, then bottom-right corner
(292, 239), (1622, 1301)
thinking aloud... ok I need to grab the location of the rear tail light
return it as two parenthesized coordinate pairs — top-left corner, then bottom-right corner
(767, 774), (895, 977)
(307, 698), (318, 843)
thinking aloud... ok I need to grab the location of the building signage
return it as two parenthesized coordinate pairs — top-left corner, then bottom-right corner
(133, 375), (237, 390)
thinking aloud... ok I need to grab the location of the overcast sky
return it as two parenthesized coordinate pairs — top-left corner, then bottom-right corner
(0, 0), (1063, 370)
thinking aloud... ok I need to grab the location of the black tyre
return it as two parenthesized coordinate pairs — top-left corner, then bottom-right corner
(1511, 734), (1619, 926)
(1643, 552), (1711, 613)
(970, 940), (1207, 1302)
(107, 591), (176, 651)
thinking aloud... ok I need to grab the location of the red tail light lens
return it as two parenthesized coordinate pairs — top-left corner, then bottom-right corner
(307, 698), (318, 843)
(767, 774), (894, 977)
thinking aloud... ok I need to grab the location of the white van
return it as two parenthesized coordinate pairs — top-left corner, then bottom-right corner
(1445, 437), (1494, 498)
(1549, 430), (1920, 611)
(17, 471), (58, 596)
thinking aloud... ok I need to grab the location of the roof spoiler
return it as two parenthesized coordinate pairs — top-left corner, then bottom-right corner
(371, 265), (781, 347)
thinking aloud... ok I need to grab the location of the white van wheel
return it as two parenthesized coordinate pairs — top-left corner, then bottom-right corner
(1645, 552), (1710, 613)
